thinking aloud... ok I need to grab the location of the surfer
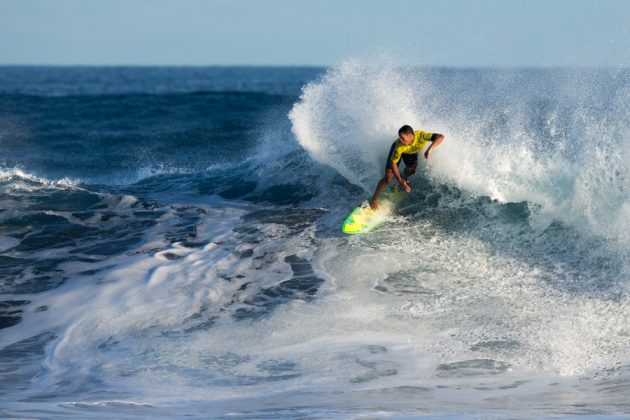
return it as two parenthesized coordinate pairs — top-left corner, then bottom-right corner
(369, 125), (445, 210)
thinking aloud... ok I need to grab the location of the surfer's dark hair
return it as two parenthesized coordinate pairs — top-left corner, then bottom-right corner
(398, 125), (414, 136)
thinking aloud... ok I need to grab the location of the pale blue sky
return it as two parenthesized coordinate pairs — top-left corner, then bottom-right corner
(1, 0), (629, 67)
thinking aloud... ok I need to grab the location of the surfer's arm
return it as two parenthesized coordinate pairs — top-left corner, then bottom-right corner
(424, 133), (445, 160)
(390, 161), (410, 191)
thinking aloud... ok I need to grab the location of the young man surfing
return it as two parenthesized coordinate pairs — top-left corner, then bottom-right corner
(370, 125), (445, 210)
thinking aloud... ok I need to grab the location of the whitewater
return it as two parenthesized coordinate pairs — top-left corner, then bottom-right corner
(0, 63), (628, 418)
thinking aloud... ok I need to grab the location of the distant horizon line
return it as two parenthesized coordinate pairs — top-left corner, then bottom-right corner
(0, 63), (627, 70)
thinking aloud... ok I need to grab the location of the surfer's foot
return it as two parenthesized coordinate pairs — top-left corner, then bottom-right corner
(369, 199), (379, 210)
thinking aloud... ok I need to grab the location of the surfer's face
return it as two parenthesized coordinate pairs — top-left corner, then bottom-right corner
(399, 132), (414, 145)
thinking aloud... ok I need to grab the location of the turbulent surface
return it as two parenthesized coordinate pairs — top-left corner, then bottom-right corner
(0, 64), (628, 418)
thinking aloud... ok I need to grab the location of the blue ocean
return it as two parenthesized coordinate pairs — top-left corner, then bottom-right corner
(0, 63), (628, 418)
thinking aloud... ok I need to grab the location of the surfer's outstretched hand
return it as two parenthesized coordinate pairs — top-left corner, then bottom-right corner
(401, 179), (411, 193)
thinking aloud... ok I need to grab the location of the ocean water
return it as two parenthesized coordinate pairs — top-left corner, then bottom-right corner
(0, 63), (628, 418)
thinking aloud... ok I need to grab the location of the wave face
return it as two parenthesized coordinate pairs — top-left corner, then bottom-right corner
(0, 65), (629, 418)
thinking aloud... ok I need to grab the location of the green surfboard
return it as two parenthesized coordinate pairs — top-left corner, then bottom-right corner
(341, 184), (407, 234)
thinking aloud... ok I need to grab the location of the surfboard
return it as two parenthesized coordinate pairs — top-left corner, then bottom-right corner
(341, 183), (407, 234)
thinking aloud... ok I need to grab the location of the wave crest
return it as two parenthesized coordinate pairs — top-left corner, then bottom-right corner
(289, 59), (630, 248)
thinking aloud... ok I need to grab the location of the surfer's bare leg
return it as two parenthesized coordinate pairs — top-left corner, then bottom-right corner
(370, 170), (394, 210)
(403, 163), (417, 180)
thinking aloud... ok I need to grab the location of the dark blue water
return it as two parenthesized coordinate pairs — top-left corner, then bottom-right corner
(0, 65), (628, 418)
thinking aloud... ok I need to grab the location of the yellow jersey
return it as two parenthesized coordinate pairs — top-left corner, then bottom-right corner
(390, 130), (434, 163)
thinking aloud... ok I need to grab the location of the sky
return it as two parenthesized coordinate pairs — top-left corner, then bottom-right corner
(1, 0), (629, 67)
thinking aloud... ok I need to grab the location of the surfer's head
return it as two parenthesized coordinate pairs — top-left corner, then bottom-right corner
(398, 125), (414, 145)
